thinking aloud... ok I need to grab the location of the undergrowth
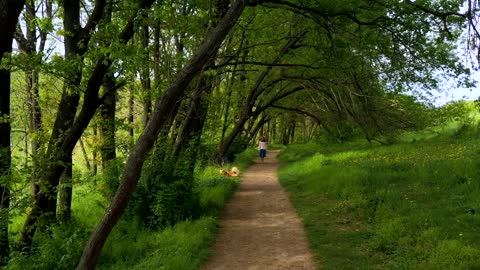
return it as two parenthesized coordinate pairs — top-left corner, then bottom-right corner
(6, 148), (257, 269)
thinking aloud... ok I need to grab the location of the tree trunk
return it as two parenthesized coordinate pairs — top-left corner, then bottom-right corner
(99, 73), (116, 168)
(0, 0), (26, 263)
(220, 82), (233, 142)
(216, 114), (250, 163)
(34, 0), (83, 224)
(76, 1), (246, 268)
(281, 116), (289, 145)
(0, 70), (11, 266)
(289, 120), (296, 143)
(247, 116), (269, 144)
(270, 118), (276, 144)
(79, 138), (92, 171)
(17, 0), (50, 198)
(214, 33), (305, 161)
(172, 0), (229, 164)
(172, 76), (212, 172)
(141, 21), (152, 126)
(27, 68), (43, 196)
(128, 81), (135, 148)
(93, 127), (98, 175)
(57, 157), (73, 222)
(153, 23), (161, 94)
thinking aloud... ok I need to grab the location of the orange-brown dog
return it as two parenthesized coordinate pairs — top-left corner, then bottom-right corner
(219, 166), (239, 177)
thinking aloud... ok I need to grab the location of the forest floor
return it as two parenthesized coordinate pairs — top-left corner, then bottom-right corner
(202, 150), (318, 270)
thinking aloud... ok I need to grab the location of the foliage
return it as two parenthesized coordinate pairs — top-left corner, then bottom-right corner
(7, 152), (246, 269)
(7, 184), (107, 269)
(231, 147), (258, 170)
(277, 132), (480, 269)
(7, 224), (90, 270)
(224, 135), (250, 163)
(432, 100), (474, 125)
(128, 146), (199, 229)
(97, 217), (218, 270)
(96, 159), (123, 200)
(196, 167), (239, 217)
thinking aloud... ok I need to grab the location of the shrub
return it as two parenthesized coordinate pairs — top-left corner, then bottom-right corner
(128, 146), (199, 229)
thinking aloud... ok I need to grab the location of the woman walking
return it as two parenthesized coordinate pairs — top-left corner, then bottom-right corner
(258, 136), (267, 162)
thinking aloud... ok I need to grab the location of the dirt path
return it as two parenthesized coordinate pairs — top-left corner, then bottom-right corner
(202, 150), (317, 270)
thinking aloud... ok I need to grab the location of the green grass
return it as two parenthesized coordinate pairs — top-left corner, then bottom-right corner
(98, 217), (218, 270)
(278, 136), (480, 269)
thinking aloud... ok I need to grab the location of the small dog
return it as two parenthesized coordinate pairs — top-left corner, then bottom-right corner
(220, 166), (239, 177)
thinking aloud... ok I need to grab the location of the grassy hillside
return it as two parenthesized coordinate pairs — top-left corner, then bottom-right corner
(278, 133), (480, 269)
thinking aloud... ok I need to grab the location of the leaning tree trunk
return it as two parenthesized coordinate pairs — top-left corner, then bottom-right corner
(76, 1), (246, 268)
(0, 0), (26, 264)
(247, 115), (269, 144)
(38, 0), (84, 224)
(215, 113), (252, 163)
(172, 0), (229, 170)
(172, 75), (213, 173)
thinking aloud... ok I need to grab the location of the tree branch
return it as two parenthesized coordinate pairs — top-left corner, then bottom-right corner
(246, 31), (307, 107)
(257, 85), (305, 113)
(404, 0), (466, 18)
(14, 24), (28, 53)
(78, 0), (107, 44)
(214, 61), (321, 69)
(270, 104), (323, 126)
(255, 0), (389, 26)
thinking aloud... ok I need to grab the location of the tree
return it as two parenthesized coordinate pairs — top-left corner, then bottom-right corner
(18, 0), (157, 251)
(14, 0), (53, 197)
(0, 0), (26, 264)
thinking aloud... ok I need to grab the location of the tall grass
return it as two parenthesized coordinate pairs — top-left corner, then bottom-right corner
(278, 135), (480, 269)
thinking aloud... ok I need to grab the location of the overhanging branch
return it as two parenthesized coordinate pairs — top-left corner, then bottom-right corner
(271, 104), (323, 126)
(214, 61), (321, 69)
